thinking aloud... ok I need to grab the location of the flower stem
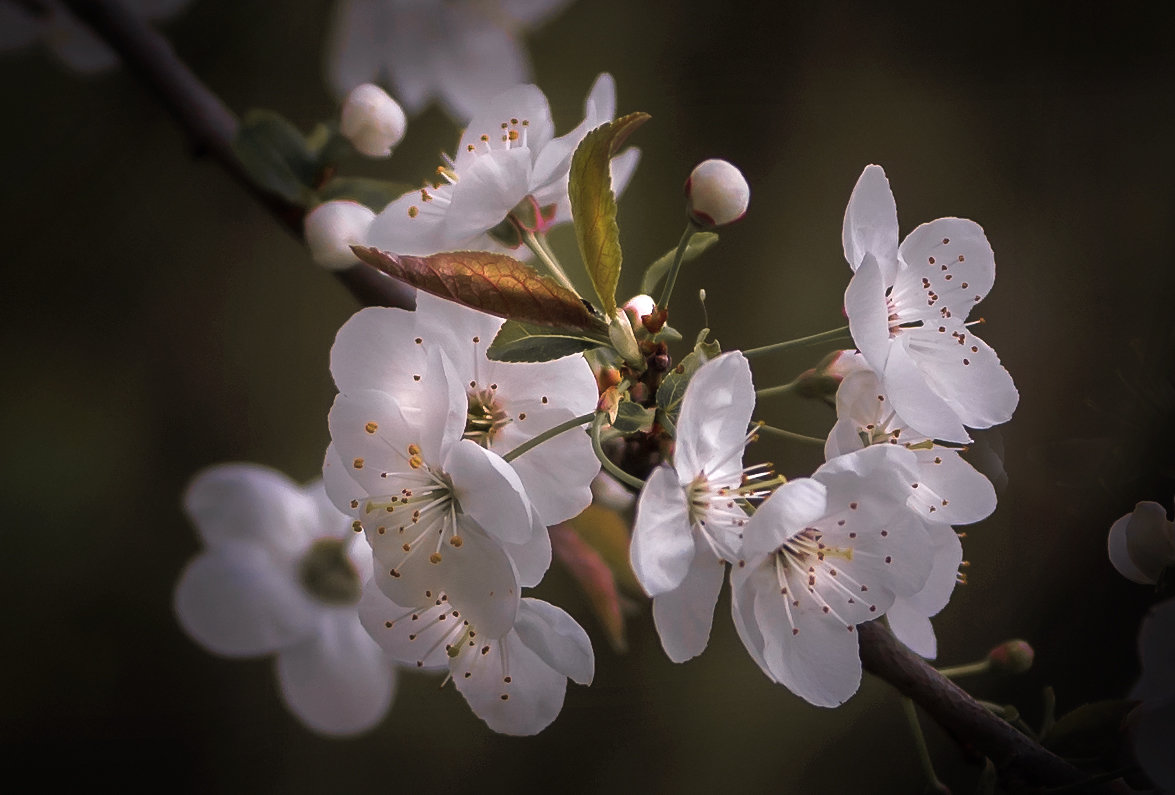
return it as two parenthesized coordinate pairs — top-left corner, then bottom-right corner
(656, 223), (700, 310)
(742, 325), (851, 358)
(755, 378), (801, 400)
(901, 697), (951, 795)
(524, 231), (579, 294)
(502, 412), (595, 463)
(590, 412), (646, 490)
(935, 659), (992, 679)
(755, 423), (825, 445)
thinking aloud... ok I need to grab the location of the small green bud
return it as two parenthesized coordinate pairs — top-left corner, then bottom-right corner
(988, 639), (1034, 674)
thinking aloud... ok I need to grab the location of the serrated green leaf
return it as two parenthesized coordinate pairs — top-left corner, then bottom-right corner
(1041, 699), (1137, 761)
(569, 111), (650, 316)
(612, 400), (656, 434)
(656, 337), (722, 424)
(640, 231), (720, 295)
(233, 110), (319, 206)
(352, 247), (608, 331)
(487, 320), (608, 363)
(318, 177), (415, 211)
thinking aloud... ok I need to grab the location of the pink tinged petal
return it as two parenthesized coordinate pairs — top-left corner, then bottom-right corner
(445, 439), (536, 546)
(907, 328), (1018, 432)
(329, 305), (429, 398)
(365, 185), (452, 256)
(843, 253), (893, 375)
(909, 448), (996, 526)
(1108, 513), (1153, 584)
(452, 627), (567, 736)
(1123, 502), (1175, 585)
(652, 531), (727, 663)
(885, 600), (938, 659)
(741, 478), (828, 557)
(495, 409), (598, 526)
(515, 598), (594, 685)
(843, 165), (899, 280)
(446, 147), (534, 242)
(183, 463), (317, 556)
(359, 576), (451, 671)
(897, 217), (996, 306)
(630, 466), (695, 596)
(675, 351), (756, 485)
(455, 84), (554, 172)
(275, 613), (396, 736)
(883, 340), (971, 444)
(174, 547), (319, 657)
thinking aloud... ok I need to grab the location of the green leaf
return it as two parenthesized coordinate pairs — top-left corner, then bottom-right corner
(352, 247), (608, 331)
(318, 177), (415, 211)
(568, 111), (650, 316)
(487, 320), (608, 363)
(656, 337), (722, 424)
(232, 110), (319, 206)
(1041, 699), (1137, 761)
(640, 231), (719, 295)
(612, 400), (656, 434)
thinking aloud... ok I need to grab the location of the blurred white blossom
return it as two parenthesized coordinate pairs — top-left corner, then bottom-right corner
(340, 82), (407, 157)
(1108, 498), (1175, 585)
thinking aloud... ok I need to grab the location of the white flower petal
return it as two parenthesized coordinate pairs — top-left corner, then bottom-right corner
(358, 576), (451, 671)
(455, 84), (554, 171)
(500, 522), (553, 589)
(415, 292), (505, 381)
(675, 351), (755, 484)
(909, 448), (996, 525)
(630, 466), (694, 596)
(909, 328), (1018, 433)
(330, 305), (428, 397)
(446, 146), (534, 242)
(1122, 502), (1175, 585)
(885, 600), (938, 659)
(276, 613), (396, 736)
(651, 532), (727, 663)
(445, 439), (536, 546)
(453, 626), (567, 736)
(843, 165), (898, 280)
(741, 478), (828, 557)
(183, 463), (317, 556)
(174, 547), (319, 657)
(882, 340), (970, 443)
(364, 186), (452, 256)
(495, 408), (598, 526)
(514, 598), (594, 685)
(843, 253), (893, 374)
(433, 17), (531, 122)
(328, 389), (443, 494)
(897, 218), (996, 306)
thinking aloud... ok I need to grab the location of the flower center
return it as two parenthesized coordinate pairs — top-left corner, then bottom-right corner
(464, 388), (510, 446)
(298, 538), (361, 606)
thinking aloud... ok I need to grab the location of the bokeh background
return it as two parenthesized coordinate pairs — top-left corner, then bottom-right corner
(3, 0), (1174, 791)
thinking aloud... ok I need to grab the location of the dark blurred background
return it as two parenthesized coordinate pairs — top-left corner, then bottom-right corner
(3, 0), (1174, 791)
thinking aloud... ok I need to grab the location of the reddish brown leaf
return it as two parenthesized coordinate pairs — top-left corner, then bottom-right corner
(352, 247), (604, 331)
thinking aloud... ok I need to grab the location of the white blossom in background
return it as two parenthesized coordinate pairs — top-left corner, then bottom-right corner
(1107, 498), (1175, 585)
(340, 82), (407, 158)
(1129, 598), (1175, 792)
(630, 351), (763, 663)
(331, 291), (601, 533)
(174, 464), (396, 736)
(826, 368), (997, 657)
(731, 444), (934, 707)
(0, 0), (191, 73)
(365, 73), (639, 257)
(685, 158), (749, 228)
(304, 200), (376, 270)
(326, 0), (574, 121)
(359, 573), (593, 735)
(841, 164), (1018, 444)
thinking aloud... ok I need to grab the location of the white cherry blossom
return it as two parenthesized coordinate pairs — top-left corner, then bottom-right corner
(841, 164), (1018, 444)
(630, 351), (763, 663)
(325, 0), (573, 120)
(1108, 498), (1175, 585)
(331, 291), (601, 531)
(731, 444), (934, 707)
(365, 73), (639, 257)
(359, 575), (593, 736)
(173, 463), (396, 736)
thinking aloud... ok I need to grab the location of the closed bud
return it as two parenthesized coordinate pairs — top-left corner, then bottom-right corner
(608, 308), (644, 369)
(304, 200), (376, 270)
(340, 83), (407, 158)
(685, 158), (749, 228)
(623, 294), (656, 328)
(988, 639), (1034, 674)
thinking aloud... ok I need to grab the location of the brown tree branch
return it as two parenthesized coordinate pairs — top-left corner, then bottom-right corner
(58, 0), (413, 310)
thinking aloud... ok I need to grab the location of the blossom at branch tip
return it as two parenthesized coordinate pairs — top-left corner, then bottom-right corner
(331, 291), (601, 532)
(841, 164), (1018, 444)
(0, 0), (192, 73)
(326, 0), (574, 120)
(173, 464), (396, 736)
(826, 369), (996, 657)
(359, 577), (593, 736)
(364, 73), (639, 257)
(731, 444), (934, 707)
(630, 351), (763, 663)
(1108, 498), (1175, 585)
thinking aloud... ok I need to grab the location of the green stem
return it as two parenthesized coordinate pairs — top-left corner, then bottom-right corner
(755, 378), (801, 399)
(502, 412), (595, 463)
(742, 325), (852, 359)
(935, 659), (992, 679)
(656, 223), (699, 310)
(657, 409), (677, 439)
(901, 697), (951, 795)
(524, 231), (578, 294)
(591, 412), (646, 490)
(755, 423), (826, 446)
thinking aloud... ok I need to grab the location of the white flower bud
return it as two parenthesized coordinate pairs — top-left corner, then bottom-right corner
(304, 200), (376, 271)
(623, 293), (656, 326)
(340, 83), (407, 158)
(685, 158), (749, 228)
